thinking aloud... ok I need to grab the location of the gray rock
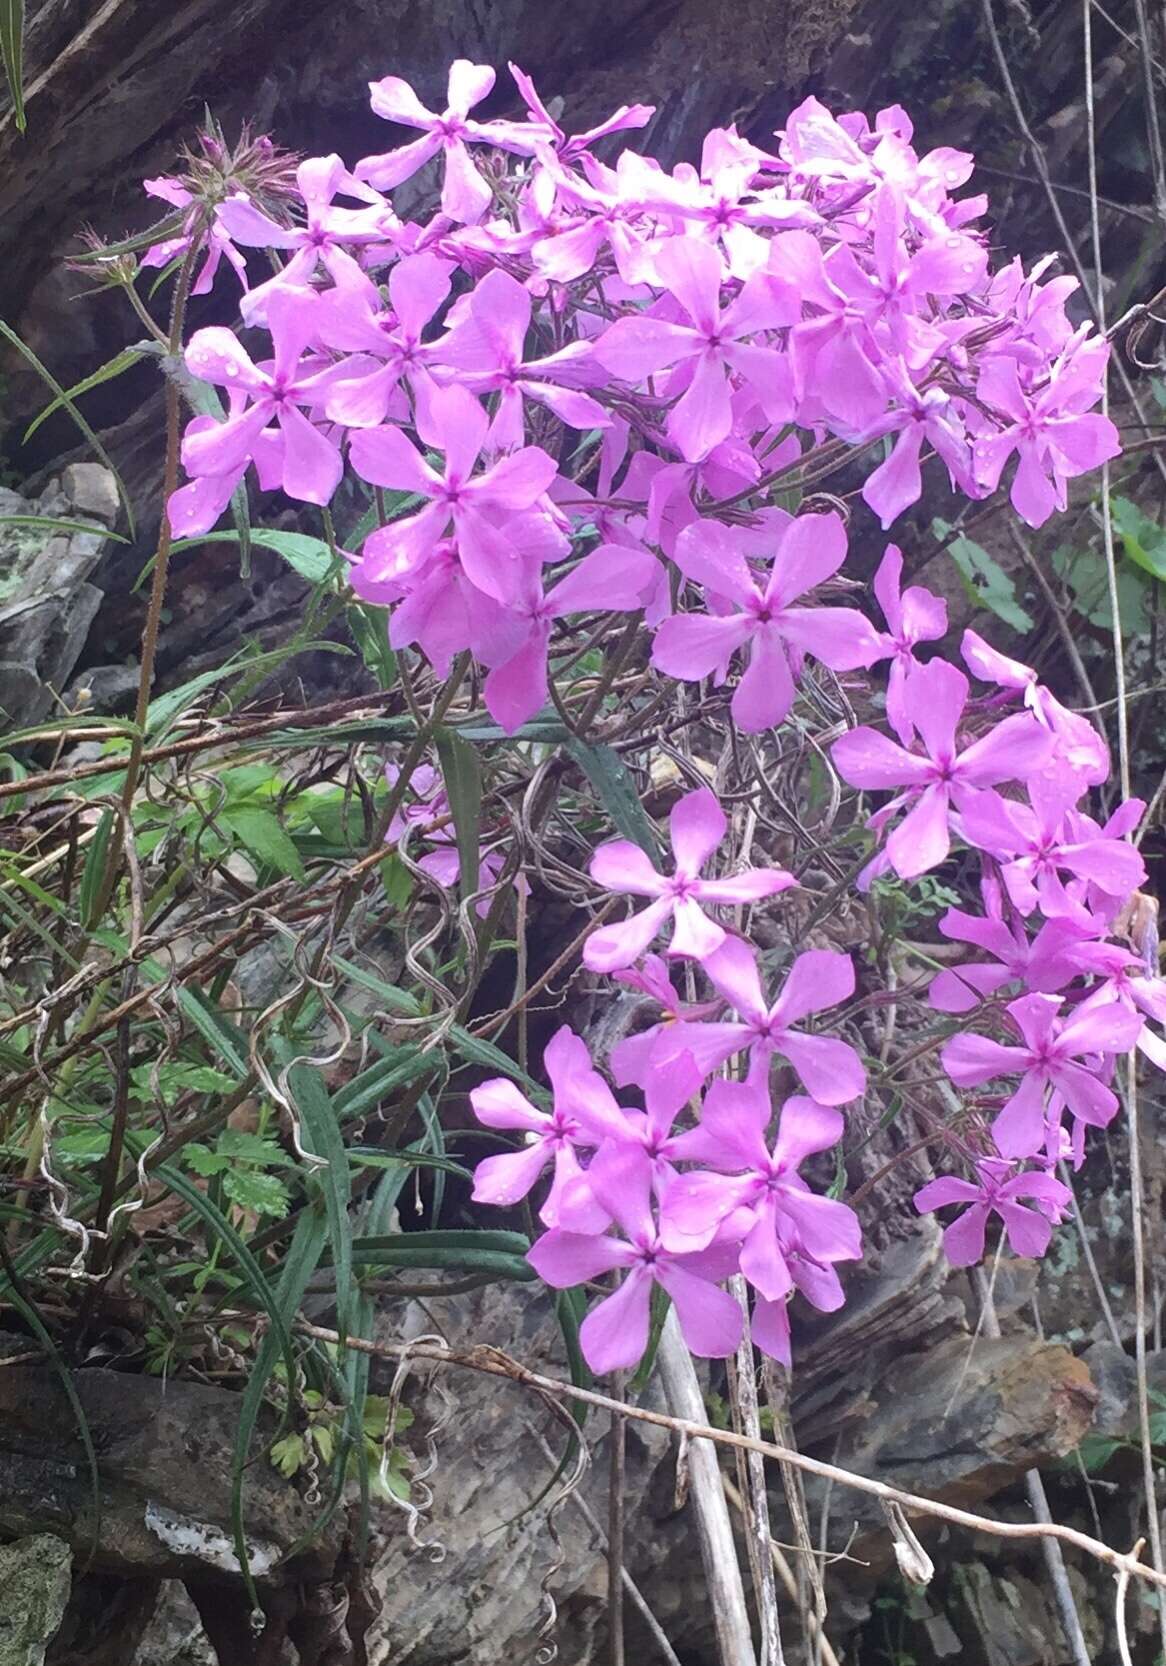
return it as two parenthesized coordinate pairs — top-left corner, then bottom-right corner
(0, 1536), (71, 1666)
(0, 1362), (339, 1585)
(0, 469), (117, 726)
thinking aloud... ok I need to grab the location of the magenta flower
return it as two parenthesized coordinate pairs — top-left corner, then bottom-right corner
(507, 62), (654, 162)
(555, 1050), (708, 1231)
(176, 289), (343, 526)
(660, 1083), (861, 1299)
(609, 955), (721, 1087)
(960, 628), (1110, 785)
(652, 511), (883, 733)
(973, 334), (1121, 527)
(356, 60), (541, 224)
(318, 253), (454, 428)
(483, 543), (659, 733)
(218, 154), (391, 323)
(914, 1158), (1072, 1266)
(1067, 945), (1166, 1073)
(858, 361), (976, 530)
(831, 659), (1054, 880)
(348, 385), (559, 601)
(941, 991), (1144, 1158)
(469, 1026), (628, 1224)
(141, 175), (248, 296)
(583, 786), (795, 973)
(595, 236), (799, 460)
(437, 268), (611, 449)
(528, 1148), (743, 1374)
(867, 544), (947, 742)
(665, 936), (866, 1104)
(958, 772), (1146, 921)
(928, 906), (1086, 1014)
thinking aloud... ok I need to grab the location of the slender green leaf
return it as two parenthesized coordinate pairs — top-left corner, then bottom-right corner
(932, 519), (1033, 632)
(0, 321), (133, 531)
(445, 1024), (549, 1102)
(78, 808), (117, 929)
(351, 1244), (536, 1280)
(144, 642), (348, 737)
(171, 528), (337, 585)
(350, 1228), (534, 1281)
(231, 1202), (329, 1606)
(555, 1287), (593, 1426)
(1112, 494), (1166, 580)
(347, 1147), (472, 1180)
(221, 805), (305, 880)
(565, 736), (659, 864)
(177, 987), (250, 1078)
(332, 1049), (434, 1122)
(435, 726), (482, 900)
(24, 347), (146, 440)
(288, 1065), (353, 1348)
(332, 956), (422, 1016)
(0, 0), (25, 133)
(0, 514), (129, 543)
(455, 710), (569, 743)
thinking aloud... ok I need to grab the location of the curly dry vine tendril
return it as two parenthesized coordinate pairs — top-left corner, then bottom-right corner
(381, 1335), (451, 1562)
(247, 910), (355, 1169)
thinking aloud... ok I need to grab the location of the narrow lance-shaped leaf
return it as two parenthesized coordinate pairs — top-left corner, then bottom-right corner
(435, 725), (482, 901)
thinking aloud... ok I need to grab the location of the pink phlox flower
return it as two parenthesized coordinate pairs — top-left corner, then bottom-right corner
(482, 541), (660, 733)
(356, 60), (545, 225)
(958, 771), (1146, 922)
(831, 658), (1054, 881)
(609, 954), (721, 1087)
(866, 544), (947, 742)
(527, 1144), (743, 1374)
(317, 253), (454, 427)
(556, 1050), (707, 1230)
(651, 510), (883, 733)
(353, 537), (524, 676)
(941, 991), (1143, 1158)
(529, 149), (659, 284)
(856, 360), (977, 529)
(645, 127), (817, 278)
(766, 229), (889, 431)
(348, 384), (559, 601)
(594, 235), (799, 460)
(507, 62), (654, 161)
(913, 1156), (1072, 1266)
(217, 154), (392, 323)
(928, 905), (1088, 1014)
(973, 330), (1122, 527)
(141, 175), (249, 296)
(435, 268), (611, 449)
(982, 255), (1078, 369)
(659, 1082), (860, 1303)
(176, 288), (344, 524)
(663, 935), (866, 1104)
(1069, 942), (1166, 1073)
(470, 1025), (629, 1223)
(582, 785), (795, 973)
(960, 627), (1110, 785)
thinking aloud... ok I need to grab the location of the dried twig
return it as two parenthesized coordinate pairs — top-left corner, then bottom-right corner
(291, 1323), (1166, 1599)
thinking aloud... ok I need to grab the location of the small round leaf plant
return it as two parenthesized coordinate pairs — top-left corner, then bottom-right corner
(152, 61), (1157, 1376)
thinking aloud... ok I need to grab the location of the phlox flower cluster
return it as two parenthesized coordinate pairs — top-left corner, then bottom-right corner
(164, 59), (1121, 741)
(150, 61), (1156, 1372)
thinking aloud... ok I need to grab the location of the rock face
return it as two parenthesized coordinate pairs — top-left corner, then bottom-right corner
(0, 465), (120, 727)
(0, 1537), (71, 1666)
(0, 1358), (339, 1585)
